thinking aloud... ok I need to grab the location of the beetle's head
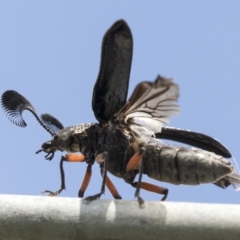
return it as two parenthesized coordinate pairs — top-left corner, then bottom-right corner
(36, 126), (77, 161)
(0, 91), (94, 160)
(36, 140), (58, 161)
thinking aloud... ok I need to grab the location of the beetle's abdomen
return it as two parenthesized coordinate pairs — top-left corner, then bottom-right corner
(143, 145), (233, 185)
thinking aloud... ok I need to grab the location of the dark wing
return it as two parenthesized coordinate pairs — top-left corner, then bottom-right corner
(92, 19), (133, 124)
(40, 113), (64, 133)
(156, 126), (232, 158)
(1, 90), (62, 136)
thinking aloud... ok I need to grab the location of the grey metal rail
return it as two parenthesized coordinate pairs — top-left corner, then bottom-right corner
(0, 194), (239, 240)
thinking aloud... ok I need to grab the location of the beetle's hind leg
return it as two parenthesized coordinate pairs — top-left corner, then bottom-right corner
(104, 174), (122, 200)
(130, 181), (169, 201)
(126, 147), (169, 206)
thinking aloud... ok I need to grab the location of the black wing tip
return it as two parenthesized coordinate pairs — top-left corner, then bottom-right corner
(107, 19), (132, 37)
(113, 19), (129, 27)
(223, 150), (232, 158)
(157, 127), (232, 158)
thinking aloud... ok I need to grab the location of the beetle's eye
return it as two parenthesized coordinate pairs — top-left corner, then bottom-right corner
(53, 135), (58, 141)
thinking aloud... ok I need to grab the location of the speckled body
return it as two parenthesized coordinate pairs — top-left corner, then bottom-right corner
(99, 123), (234, 186)
(56, 120), (233, 188)
(46, 123), (95, 152)
(142, 143), (233, 185)
(43, 118), (235, 188)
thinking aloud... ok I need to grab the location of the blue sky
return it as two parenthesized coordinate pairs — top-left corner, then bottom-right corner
(1, 1), (240, 204)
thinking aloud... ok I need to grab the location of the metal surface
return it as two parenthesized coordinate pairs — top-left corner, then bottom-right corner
(0, 194), (240, 240)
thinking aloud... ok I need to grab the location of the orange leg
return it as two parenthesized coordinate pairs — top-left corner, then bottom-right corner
(85, 152), (123, 202)
(105, 176), (122, 199)
(126, 152), (142, 171)
(78, 165), (92, 198)
(84, 160), (107, 203)
(43, 152), (122, 200)
(65, 153), (85, 162)
(131, 181), (168, 201)
(127, 147), (169, 205)
(65, 153), (92, 198)
(79, 164), (122, 199)
(96, 152), (122, 200)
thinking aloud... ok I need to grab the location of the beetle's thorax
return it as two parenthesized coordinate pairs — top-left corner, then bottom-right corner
(44, 126), (78, 153)
(76, 123), (100, 160)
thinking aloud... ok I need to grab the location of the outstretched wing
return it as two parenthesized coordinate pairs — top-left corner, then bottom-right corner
(113, 75), (231, 158)
(116, 75), (180, 135)
(156, 126), (232, 158)
(92, 19), (133, 124)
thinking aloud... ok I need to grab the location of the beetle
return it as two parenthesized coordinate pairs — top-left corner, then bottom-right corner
(1, 20), (238, 204)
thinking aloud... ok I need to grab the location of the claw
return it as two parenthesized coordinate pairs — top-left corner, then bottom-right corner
(41, 188), (64, 196)
(84, 193), (103, 203)
(137, 196), (145, 208)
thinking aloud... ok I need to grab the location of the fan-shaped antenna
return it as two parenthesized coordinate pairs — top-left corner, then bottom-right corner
(1, 90), (56, 136)
(40, 113), (64, 133)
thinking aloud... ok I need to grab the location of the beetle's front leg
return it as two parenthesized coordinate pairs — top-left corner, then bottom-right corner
(42, 153), (85, 197)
